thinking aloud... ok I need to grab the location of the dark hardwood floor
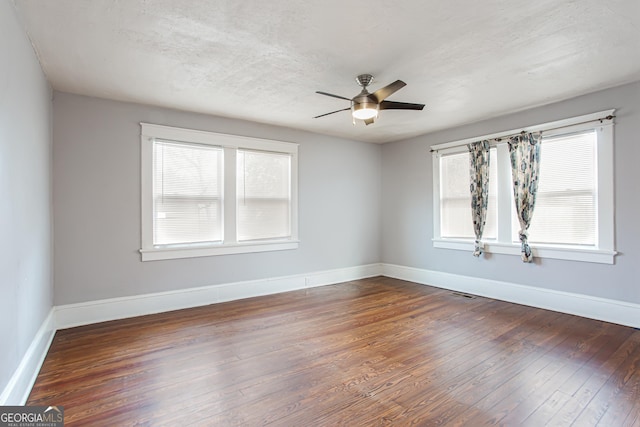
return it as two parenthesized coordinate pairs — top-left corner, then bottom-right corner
(28, 277), (640, 426)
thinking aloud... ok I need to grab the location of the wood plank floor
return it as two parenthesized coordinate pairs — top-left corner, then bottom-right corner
(28, 277), (640, 426)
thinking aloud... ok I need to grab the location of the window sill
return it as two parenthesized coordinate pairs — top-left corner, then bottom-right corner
(140, 240), (300, 261)
(433, 239), (616, 264)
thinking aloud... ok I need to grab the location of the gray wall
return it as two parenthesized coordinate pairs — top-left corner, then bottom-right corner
(52, 82), (640, 307)
(0, 2), (53, 393)
(53, 92), (381, 305)
(382, 81), (640, 304)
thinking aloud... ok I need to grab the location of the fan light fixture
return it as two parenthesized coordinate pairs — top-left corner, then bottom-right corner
(352, 102), (379, 120)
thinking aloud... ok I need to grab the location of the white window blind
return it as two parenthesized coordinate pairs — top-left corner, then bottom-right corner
(518, 131), (597, 246)
(237, 150), (291, 241)
(153, 140), (223, 245)
(440, 149), (498, 239)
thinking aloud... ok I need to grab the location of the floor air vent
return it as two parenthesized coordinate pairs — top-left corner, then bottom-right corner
(451, 292), (476, 299)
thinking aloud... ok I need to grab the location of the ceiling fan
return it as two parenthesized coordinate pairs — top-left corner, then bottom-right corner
(314, 74), (425, 125)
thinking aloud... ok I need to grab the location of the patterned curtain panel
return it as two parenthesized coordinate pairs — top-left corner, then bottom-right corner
(508, 132), (542, 262)
(467, 140), (491, 257)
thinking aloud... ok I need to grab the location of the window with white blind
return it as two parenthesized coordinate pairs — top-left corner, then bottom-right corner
(237, 150), (291, 241)
(153, 141), (223, 245)
(140, 123), (298, 261)
(432, 110), (615, 264)
(517, 131), (597, 246)
(440, 148), (498, 240)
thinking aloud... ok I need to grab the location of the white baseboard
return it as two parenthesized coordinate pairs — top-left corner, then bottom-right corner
(0, 309), (56, 405)
(55, 263), (383, 329)
(381, 263), (640, 329)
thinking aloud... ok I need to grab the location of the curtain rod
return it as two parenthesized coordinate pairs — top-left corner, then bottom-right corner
(429, 114), (615, 153)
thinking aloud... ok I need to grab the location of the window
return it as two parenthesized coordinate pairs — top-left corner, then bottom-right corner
(141, 123), (298, 261)
(237, 150), (291, 241)
(432, 110), (615, 264)
(518, 131), (597, 246)
(440, 148), (498, 240)
(153, 141), (223, 246)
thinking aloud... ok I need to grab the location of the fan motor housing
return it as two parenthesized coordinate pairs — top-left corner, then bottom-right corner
(351, 94), (377, 109)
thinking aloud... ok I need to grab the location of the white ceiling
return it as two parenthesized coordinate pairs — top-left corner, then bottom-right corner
(13, 0), (640, 143)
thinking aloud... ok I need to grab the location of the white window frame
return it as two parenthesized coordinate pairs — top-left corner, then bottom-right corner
(140, 123), (299, 261)
(432, 110), (616, 264)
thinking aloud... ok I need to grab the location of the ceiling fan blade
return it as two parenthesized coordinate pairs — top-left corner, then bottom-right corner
(313, 107), (351, 119)
(379, 100), (425, 110)
(371, 80), (406, 102)
(316, 91), (351, 101)
(364, 118), (375, 126)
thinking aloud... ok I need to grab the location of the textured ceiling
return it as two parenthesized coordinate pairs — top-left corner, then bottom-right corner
(12, 0), (640, 143)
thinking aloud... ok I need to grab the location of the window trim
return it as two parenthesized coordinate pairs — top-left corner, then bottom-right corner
(140, 123), (299, 261)
(431, 110), (616, 264)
